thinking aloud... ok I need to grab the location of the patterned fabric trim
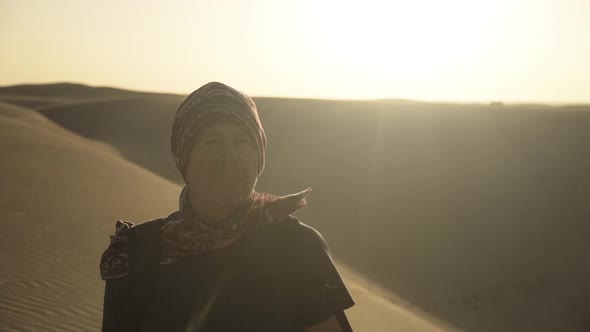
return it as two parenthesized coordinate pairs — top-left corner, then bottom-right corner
(99, 187), (310, 280)
(100, 220), (136, 280)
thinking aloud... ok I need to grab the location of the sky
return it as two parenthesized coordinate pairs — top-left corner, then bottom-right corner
(1, 0), (589, 103)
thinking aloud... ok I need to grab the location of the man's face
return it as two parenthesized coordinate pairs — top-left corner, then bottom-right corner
(185, 121), (259, 208)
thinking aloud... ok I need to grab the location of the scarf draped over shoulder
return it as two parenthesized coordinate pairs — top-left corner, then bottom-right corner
(100, 186), (310, 280)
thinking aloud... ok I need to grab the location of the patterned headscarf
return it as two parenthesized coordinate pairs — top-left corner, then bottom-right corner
(171, 81), (267, 182)
(100, 82), (309, 280)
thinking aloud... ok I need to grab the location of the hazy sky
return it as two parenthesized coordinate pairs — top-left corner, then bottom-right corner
(1, 0), (589, 103)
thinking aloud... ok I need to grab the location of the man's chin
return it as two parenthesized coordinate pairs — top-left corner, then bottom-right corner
(212, 188), (248, 207)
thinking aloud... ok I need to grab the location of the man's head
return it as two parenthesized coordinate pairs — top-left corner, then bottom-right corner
(171, 82), (266, 180)
(170, 82), (267, 209)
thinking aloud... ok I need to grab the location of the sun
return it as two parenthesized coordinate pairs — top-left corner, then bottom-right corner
(296, 0), (504, 89)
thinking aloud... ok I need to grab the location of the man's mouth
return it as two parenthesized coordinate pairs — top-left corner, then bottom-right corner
(215, 177), (242, 181)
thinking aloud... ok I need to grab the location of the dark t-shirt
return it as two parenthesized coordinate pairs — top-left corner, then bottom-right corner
(101, 216), (355, 332)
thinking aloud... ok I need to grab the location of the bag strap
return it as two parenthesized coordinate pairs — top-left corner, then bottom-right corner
(128, 217), (165, 277)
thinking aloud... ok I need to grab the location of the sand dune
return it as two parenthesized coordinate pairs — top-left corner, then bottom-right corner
(37, 95), (185, 184)
(0, 102), (181, 331)
(257, 100), (590, 331)
(0, 100), (445, 331)
(0, 82), (152, 100)
(2, 83), (590, 331)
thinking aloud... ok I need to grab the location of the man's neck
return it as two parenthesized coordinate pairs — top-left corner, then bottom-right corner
(189, 194), (237, 226)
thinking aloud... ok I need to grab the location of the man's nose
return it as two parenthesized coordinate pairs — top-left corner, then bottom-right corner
(220, 143), (239, 166)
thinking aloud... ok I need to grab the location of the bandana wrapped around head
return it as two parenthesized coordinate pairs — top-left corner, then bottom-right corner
(171, 81), (267, 182)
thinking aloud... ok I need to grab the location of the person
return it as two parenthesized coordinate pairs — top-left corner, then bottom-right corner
(99, 82), (355, 331)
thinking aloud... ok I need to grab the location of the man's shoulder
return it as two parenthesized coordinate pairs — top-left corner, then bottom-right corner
(100, 212), (175, 280)
(116, 211), (177, 238)
(128, 214), (173, 239)
(269, 215), (330, 254)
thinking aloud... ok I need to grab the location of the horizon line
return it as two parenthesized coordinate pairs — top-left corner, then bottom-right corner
(1, 80), (589, 107)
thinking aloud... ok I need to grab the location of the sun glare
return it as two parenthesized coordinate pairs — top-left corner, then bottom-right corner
(297, 0), (506, 83)
(1, 0), (589, 102)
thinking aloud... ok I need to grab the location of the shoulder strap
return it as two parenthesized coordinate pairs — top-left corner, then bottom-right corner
(127, 218), (165, 281)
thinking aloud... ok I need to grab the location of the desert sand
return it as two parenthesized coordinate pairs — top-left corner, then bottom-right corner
(1, 83), (589, 331)
(0, 89), (446, 331)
